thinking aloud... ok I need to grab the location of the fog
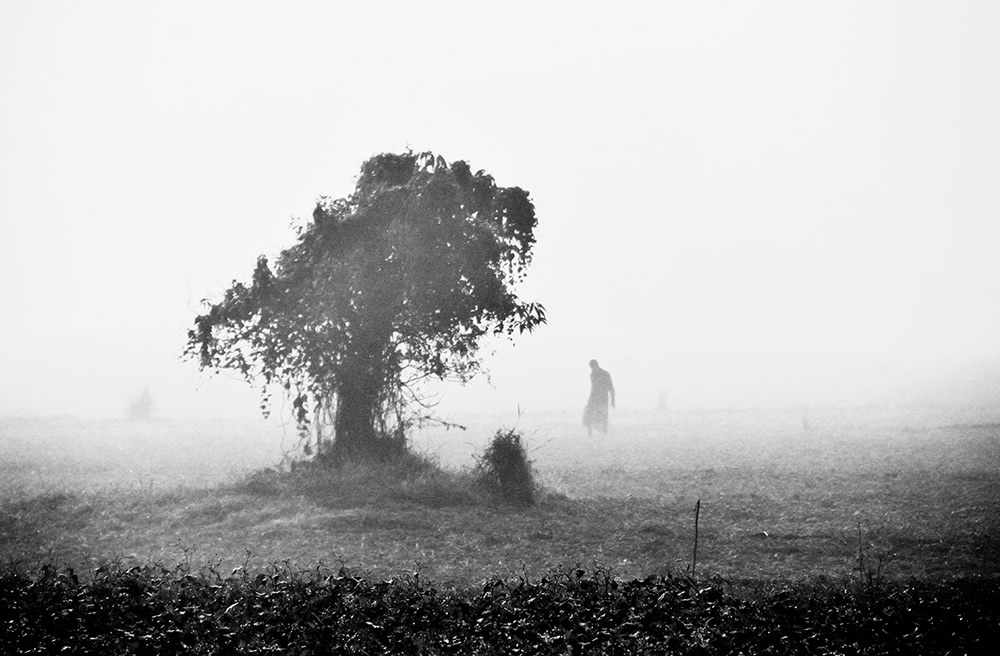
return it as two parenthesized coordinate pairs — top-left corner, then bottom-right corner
(2, 2), (999, 424)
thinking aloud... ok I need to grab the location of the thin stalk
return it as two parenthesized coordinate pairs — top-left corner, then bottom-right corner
(692, 499), (701, 575)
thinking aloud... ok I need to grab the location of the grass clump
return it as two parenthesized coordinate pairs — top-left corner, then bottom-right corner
(232, 450), (477, 509)
(235, 428), (541, 511)
(474, 428), (536, 508)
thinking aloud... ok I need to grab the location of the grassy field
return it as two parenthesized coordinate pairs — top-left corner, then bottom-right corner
(1, 406), (998, 587)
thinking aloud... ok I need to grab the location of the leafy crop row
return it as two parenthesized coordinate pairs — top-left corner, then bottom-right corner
(2, 562), (997, 654)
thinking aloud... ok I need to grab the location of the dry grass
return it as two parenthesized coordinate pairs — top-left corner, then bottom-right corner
(1, 407), (998, 587)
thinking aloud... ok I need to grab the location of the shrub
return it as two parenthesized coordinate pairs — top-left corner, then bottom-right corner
(474, 428), (535, 507)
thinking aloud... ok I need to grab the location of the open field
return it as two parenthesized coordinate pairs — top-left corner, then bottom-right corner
(2, 405), (998, 588)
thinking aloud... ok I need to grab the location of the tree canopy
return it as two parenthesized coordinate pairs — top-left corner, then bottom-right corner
(185, 151), (545, 461)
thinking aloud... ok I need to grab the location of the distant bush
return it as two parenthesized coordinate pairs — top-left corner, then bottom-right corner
(474, 428), (535, 507)
(126, 386), (154, 421)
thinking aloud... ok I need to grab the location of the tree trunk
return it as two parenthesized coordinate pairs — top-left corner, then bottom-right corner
(328, 348), (404, 463)
(332, 383), (379, 460)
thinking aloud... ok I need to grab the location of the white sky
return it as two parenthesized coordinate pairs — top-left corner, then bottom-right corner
(2, 1), (999, 418)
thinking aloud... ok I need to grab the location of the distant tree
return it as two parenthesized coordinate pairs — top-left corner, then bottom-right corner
(185, 151), (545, 462)
(127, 386), (154, 421)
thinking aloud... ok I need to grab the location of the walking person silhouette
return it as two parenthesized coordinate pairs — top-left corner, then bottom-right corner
(583, 359), (615, 436)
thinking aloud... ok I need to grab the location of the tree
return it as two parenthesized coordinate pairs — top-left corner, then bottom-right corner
(185, 151), (545, 462)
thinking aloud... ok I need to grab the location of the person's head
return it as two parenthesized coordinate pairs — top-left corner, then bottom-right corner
(589, 359), (599, 370)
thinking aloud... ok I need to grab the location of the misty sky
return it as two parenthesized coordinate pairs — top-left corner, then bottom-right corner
(2, 2), (998, 419)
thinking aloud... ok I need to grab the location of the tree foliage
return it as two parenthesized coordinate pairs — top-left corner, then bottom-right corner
(185, 151), (545, 461)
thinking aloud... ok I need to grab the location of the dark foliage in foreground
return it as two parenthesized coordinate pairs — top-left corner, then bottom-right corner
(2, 563), (997, 655)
